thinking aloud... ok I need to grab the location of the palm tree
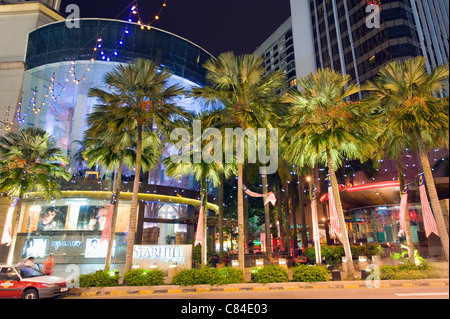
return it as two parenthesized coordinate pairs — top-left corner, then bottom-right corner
(190, 52), (286, 270)
(88, 58), (188, 272)
(373, 120), (415, 263)
(365, 56), (449, 261)
(164, 115), (236, 266)
(284, 69), (380, 277)
(0, 127), (71, 264)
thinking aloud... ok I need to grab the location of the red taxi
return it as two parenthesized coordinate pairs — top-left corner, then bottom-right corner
(0, 265), (69, 299)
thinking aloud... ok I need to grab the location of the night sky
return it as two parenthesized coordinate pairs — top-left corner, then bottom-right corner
(59, 0), (292, 57)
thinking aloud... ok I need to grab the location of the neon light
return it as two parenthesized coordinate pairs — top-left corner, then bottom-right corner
(319, 181), (400, 202)
(346, 181), (400, 192)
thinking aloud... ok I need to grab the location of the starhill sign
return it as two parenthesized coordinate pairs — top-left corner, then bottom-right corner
(133, 245), (192, 270)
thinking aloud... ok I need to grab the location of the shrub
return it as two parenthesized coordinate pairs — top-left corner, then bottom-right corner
(304, 245), (344, 264)
(123, 269), (165, 286)
(171, 267), (242, 286)
(303, 247), (317, 262)
(292, 265), (328, 282)
(79, 270), (119, 288)
(321, 245), (345, 264)
(366, 243), (383, 258)
(251, 265), (289, 284)
(350, 245), (366, 258)
(217, 267), (243, 285)
(379, 262), (440, 280)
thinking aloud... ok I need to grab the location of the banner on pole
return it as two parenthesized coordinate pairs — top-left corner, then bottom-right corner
(242, 184), (277, 206)
(194, 197), (204, 246)
(418, 173), (439, 238)
(1, 197), (19, 246)
(101, 193), (116, 243)
(327, 179), (341, 240)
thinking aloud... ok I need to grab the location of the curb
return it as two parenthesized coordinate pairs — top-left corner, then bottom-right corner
(66, 278), (449, 297)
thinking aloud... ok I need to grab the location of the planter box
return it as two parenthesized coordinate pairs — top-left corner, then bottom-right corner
(357, 256), (368, 270)
(331, 270), (342, 281)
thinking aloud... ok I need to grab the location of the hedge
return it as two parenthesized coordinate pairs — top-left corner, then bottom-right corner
(292, 265), (328, 282)
(251, 265), (289, 284)
(123, 269), (165, 286)
(379, 262), (441, 280)
(171, 267), (243, 286)
(79, 270), (120, 288)
(304, 244), (384, 264)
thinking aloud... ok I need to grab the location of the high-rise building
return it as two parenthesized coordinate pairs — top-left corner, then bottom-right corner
(289, 0), (449, 92)
(253, 18), (297, 92)
(255, 0), (449, 251)
(409, 0), (449, 72)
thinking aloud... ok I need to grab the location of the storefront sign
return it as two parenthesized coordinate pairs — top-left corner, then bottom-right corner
(50, 241), (82, 251)
(133, 245), (192, 270)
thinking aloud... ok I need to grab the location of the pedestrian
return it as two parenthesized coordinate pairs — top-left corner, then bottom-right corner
(24, 257), (36, 268)
(43, 255), (54, 275)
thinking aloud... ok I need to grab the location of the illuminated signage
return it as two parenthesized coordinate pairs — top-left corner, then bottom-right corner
(133, 245), (192, 270)
(50, 241), (82, 251)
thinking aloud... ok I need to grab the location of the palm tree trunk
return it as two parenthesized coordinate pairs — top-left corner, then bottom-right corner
(124, 125), (143, 272)
(417, 133), (449, 261)
(284, 181), (291, 255)
(262, 170), (272, 257)
(237, 161), (245, 270)
(326, 149), (355, 277)
(297, 176), (308, 250)
(201, 177), (208, 267)
(6, 196), (23, 265)
(219, 173), (224, 255)
(291, 180), (298, 252)
(396, 157), (415, 264)
(276, 179), (285, 252)
(104, 156), (123, 271)
(243, 172), (249, 246)
(309, 168), (322, 264)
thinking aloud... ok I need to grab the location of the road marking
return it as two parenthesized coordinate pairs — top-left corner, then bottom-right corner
(395, 292), (449, 297)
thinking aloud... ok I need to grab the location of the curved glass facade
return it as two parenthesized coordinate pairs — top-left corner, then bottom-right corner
(4, 20), (219, 274)
(19, 18), (215, 186)
(25, 19), (213, 86)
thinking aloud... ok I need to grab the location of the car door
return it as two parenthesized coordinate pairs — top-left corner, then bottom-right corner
(0, 267), (22, 298)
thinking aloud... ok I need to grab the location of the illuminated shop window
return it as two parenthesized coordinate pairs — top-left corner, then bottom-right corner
(20, 198), (131, 233)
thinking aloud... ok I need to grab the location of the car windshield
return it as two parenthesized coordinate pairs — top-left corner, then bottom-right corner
(18, 266), (45, 278)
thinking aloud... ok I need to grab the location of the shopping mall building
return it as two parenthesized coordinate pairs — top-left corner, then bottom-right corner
(0, 1), (219, 274)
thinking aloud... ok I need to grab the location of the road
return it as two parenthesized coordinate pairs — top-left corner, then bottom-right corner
(67, 286), (449, 299)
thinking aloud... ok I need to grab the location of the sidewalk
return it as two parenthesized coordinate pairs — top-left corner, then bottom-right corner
(66, 278), (449, 297)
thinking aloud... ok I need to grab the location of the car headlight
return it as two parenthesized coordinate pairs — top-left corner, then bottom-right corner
(43, 283), (58, 288)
